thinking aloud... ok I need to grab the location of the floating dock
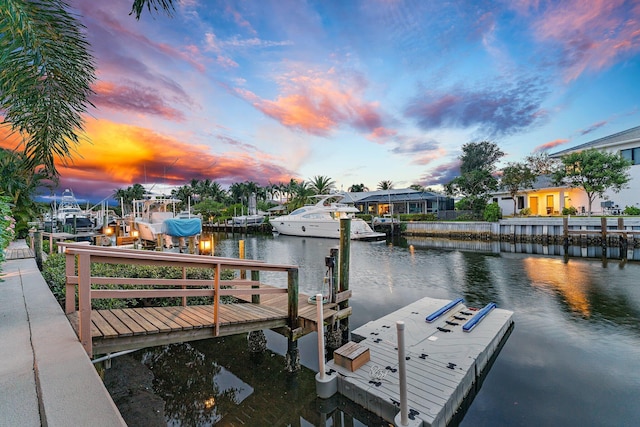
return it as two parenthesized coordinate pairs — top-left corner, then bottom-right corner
(324, 296), (514, 427)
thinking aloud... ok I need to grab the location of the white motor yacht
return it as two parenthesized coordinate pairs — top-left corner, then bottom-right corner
(270, 195), (385, 240)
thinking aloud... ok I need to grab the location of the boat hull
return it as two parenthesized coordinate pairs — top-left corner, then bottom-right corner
(271, 218), (385, 240)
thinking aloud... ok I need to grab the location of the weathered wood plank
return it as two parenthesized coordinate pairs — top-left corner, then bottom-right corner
(91, 311), (119, 338)
(100, 310), (134, 336)
(130, 308), (173, 332)
(119, 308), (160, 334)
(113, 309), (154, 335)
(146, 307), (192, 330)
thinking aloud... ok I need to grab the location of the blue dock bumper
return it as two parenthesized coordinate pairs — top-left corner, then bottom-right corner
(425, 298), (464, 322)
(462, 302), (497, 332)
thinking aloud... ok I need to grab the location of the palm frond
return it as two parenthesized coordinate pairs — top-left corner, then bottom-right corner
(130, 0), (176, 20)
(0, 0), (96, 176)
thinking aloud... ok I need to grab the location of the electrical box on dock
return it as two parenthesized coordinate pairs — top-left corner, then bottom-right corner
(333, 341), (370, 372)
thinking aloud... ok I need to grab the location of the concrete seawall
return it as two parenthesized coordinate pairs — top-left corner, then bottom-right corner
(0, 241), (125, 426)
(404, 217), (640, 246)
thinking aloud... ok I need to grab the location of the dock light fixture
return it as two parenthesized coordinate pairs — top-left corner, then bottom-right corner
(199, 239), (211, 255)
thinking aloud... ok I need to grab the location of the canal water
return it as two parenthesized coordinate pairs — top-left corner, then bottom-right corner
(106, 233), (640, 426)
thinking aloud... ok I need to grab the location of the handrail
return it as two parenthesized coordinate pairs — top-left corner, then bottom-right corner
(62, 244), (299, 356)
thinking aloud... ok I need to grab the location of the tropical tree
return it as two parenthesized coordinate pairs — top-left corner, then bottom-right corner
(552, 148), (631, 216)
(377, 180), (394, 190)
(0, 149), (51, 237)
(348, 183), (369, 192)
(309, 175), (335, 195)
(113, 183), (146, 214)
(525, 152), (560, 176)
(1, 0), (96, 176)
(287, 181), (314, 211)
(1, 0), (176, 177)
(501, 162), (536, 215)
(409, 184), (425, 192)
(445, 141), (504, 218)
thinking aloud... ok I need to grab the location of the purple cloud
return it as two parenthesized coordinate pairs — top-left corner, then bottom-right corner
(404, 77), (549, 137)
(418, 160), (461, 186)
(579, 121), (607, 136)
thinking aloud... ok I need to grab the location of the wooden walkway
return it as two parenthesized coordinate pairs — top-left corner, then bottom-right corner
(67, 290), (344, 355)
(4, 244), (34, 260)
(59, 243), (352, 357)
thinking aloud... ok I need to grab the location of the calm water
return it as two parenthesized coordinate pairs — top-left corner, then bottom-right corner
(113, 233), (640, 426)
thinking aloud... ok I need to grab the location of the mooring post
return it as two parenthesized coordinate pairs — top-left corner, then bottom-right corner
(286, 268), (300, 372)
(396, 320), (409, 426)
(316, 294), (326, 379)
(339, 218), (351, 343)
(251, 270), (260, 304)
(329, 247), (339, 302)
(601, 217), (607, 259)
(239, 239), (246, 280)
(33, 230), (43, 269)
(315, 292), (338, 398)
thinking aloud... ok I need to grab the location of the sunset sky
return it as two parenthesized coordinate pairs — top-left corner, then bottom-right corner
(4, 0), (640, 203)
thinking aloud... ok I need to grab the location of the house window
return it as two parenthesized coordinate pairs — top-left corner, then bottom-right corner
(517, 196), (525, 209)
(621, 147), (640, 165)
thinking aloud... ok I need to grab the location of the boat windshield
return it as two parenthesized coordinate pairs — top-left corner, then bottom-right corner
(290, 208), (307, 216)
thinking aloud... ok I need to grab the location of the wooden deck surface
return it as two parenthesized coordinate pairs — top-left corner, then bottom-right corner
(4, 246), (35, 260)
(67, 289), (341, 355)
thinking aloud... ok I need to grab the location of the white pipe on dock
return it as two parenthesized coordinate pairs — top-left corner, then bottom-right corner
(397, 320), (408, 426)
(316, 293), (326, 380)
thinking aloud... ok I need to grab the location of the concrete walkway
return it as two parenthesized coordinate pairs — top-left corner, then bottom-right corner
(0, 240), (126, 426)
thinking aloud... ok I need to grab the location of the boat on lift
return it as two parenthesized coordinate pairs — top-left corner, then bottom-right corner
(270, 194), (385, 240)
(52, 188), (94, 231)
(132, 195), (201, 249)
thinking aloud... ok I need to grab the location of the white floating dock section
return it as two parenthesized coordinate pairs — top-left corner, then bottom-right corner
(325, 296), (514, 427)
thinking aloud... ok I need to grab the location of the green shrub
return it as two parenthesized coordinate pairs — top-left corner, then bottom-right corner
(519, 207), (531, 216)
(483, 203), (501, 222)
(623, 205), (640, 215)
(562, 206), (578, 215)
(42, 253), (236, 310)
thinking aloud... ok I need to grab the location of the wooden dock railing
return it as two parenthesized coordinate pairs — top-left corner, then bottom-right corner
(60, 243), (299, 356)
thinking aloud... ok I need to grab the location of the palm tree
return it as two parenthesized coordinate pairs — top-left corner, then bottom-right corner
(348, 183), (369, 192)
(377, 180), (394, 190)
(0, 148), (51, 237)
(309, 175), (336, 195)
(288, 181), (314, 210)
(1, 0), (175, 176)
(409, 184), (425, 192)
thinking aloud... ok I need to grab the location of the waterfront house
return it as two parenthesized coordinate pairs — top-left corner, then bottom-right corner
(344, 189), (455, 217)
(494, 125), (640, 216)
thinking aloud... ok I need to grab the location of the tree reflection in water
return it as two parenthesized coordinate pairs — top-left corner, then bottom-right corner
(141, 342), (248, 425)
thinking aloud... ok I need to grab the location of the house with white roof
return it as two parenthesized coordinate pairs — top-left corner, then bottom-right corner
(493, 125), (640, 216)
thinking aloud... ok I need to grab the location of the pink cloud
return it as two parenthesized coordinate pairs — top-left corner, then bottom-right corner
(526, 0), (640, 81)
(234, 71), (386, 137)
(534, 139), (569, 152)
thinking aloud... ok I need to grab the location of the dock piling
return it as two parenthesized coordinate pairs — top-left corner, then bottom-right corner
(396, 321), (409, 426)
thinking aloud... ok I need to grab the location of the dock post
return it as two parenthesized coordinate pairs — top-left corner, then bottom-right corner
(339, 218), (351, 343)
(394, 320), (415, 427)
(251, 270), (260, 304)
(33, 230), (43, 269)
(239, 239), (246, 279)
(286, 268), (300, 372)
(315, 293), (338, 398)
(601, 217), (607, 260)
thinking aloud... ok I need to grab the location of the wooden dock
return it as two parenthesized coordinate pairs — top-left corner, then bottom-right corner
(66, 290), (344, 355)
(325, 297), (513, 427)
(59, 243), (351, 359)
